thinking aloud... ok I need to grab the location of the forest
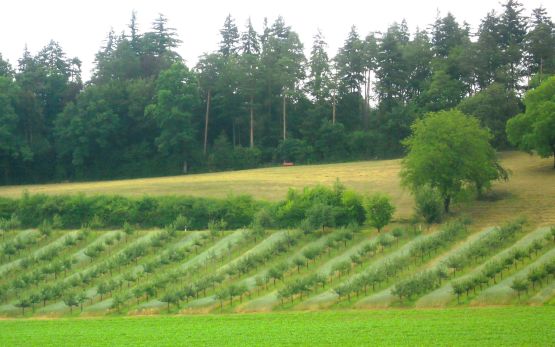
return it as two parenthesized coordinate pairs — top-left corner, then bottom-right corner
(0, 0), (554, 184)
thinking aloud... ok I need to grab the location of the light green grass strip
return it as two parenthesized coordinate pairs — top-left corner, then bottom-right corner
(0, 307), (553, 346)
(416, 227), (552, 307)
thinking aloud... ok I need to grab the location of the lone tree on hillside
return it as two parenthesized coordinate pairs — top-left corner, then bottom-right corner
(506, 76), (555, 168)
(365, 194), (395, 233)
(401, 110), (507, 213)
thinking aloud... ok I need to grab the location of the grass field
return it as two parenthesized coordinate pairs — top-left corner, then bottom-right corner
(1, 307), (553, 346)
(1, 151), (553, 228)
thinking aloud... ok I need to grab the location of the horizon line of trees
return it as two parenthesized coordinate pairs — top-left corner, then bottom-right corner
(1, 0), (554, 184)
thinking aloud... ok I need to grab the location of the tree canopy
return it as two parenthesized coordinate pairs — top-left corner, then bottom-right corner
(0, 3), (553, 184)
(401, 110), (506, 212)
(506, 76), (555, 168)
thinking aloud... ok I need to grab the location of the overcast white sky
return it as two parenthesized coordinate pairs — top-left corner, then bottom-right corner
(1, 0), (553, 80)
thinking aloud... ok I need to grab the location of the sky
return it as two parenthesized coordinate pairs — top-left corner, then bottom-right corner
(1, 0), (553, 80)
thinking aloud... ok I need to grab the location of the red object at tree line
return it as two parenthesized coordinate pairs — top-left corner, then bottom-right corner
(282, 161), (294, 167)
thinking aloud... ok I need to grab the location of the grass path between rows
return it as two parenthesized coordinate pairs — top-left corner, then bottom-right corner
(415, 227), (552, 307)
(354, 227), (496, 308)
(294, 232), (429, 310)
(0, 230), (78, 276)
(0, 229), (37, 261)
(471, 246), (555, 305)
(139, 230), (285, 312)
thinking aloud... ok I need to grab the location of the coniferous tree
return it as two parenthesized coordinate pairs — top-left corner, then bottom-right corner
(474, 11), (504, 90)
(220, 15), (240, 58)
(239, 18), (261, 148)
(196, 53), (222, 154)
(525, 7), (555, 80)
(498, 0), (528, 90)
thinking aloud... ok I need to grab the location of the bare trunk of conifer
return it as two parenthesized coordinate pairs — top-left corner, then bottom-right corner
(444, 196), (451, 213)
(540, 58), (543, 83)
(332, 93), (336, 125)
(232, 119), (236, 148)
(365, 70), (371, 130)
(250, 95), (254, 148)
(283, 94), (287, 140)
(203, 89), (211, 155)
(3, 157), (9, 184)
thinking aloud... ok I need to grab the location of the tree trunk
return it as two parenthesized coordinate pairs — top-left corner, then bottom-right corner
(250, 94), (254, 148)
(203, 89), (211, 155)
(282, 94), (287, 140)
(443, 196), (451, 213)
(540, 57), (544, 83)
(332, 94), (336, 125)
(3, 156), (10, 185)
(365, 70), (371, 130)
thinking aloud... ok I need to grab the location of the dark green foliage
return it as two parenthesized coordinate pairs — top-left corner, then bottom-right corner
(0, 182), (366, 231)
(4, 193), (263, 230)
(414, 185), (444, 224)
(458, 83), (522, 148)
(275, 138), (314, 163)
(274, 183), (365, 228)
(506, 76), (555, 168)
(443, 218), (525, 277)
(0, 7), (553, 185)
(365, 193), (395, 232)
(304, 203), (335, 232)
(392, 267), (447, 301)
(401, 110), (507, 212)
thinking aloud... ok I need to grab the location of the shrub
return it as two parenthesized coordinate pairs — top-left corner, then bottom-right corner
(275, 138), (314, 163)
(173, 215), (189, 231)
(365, 193), (395, 232)
(38, 220), (53, 237)
(274, 183), (364, 228)
(414, 185), (444, 224)
(2, 193), (262, 230)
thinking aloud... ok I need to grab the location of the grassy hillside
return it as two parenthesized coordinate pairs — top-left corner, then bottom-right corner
(0, 219), (553, 318)
(1, 152), (554, 228)
(1, 307), (553, 346)
(0, 152), (553, 325)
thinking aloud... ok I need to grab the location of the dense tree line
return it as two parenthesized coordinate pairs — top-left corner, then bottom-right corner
(1, 2), (554, 184)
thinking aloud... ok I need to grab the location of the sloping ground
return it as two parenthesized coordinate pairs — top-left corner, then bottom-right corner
(471, 247), (555, 306)
(135, 230), (286, 312)
(355, 227), (496, 308)
(0, 229), (36, 253)
(415, 227), (553, 308)
(529, 281), (555, 305)
(1, 152), (553, 227)
(293, 233), (430, 310)
(0, 230), (148, 315)
(0, 230), (80, 276)
(0, 222), (554, 318)
(236, 232), (378, 313)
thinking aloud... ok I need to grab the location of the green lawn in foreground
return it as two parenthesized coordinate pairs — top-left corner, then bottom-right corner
(1, 307), (553, 346)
